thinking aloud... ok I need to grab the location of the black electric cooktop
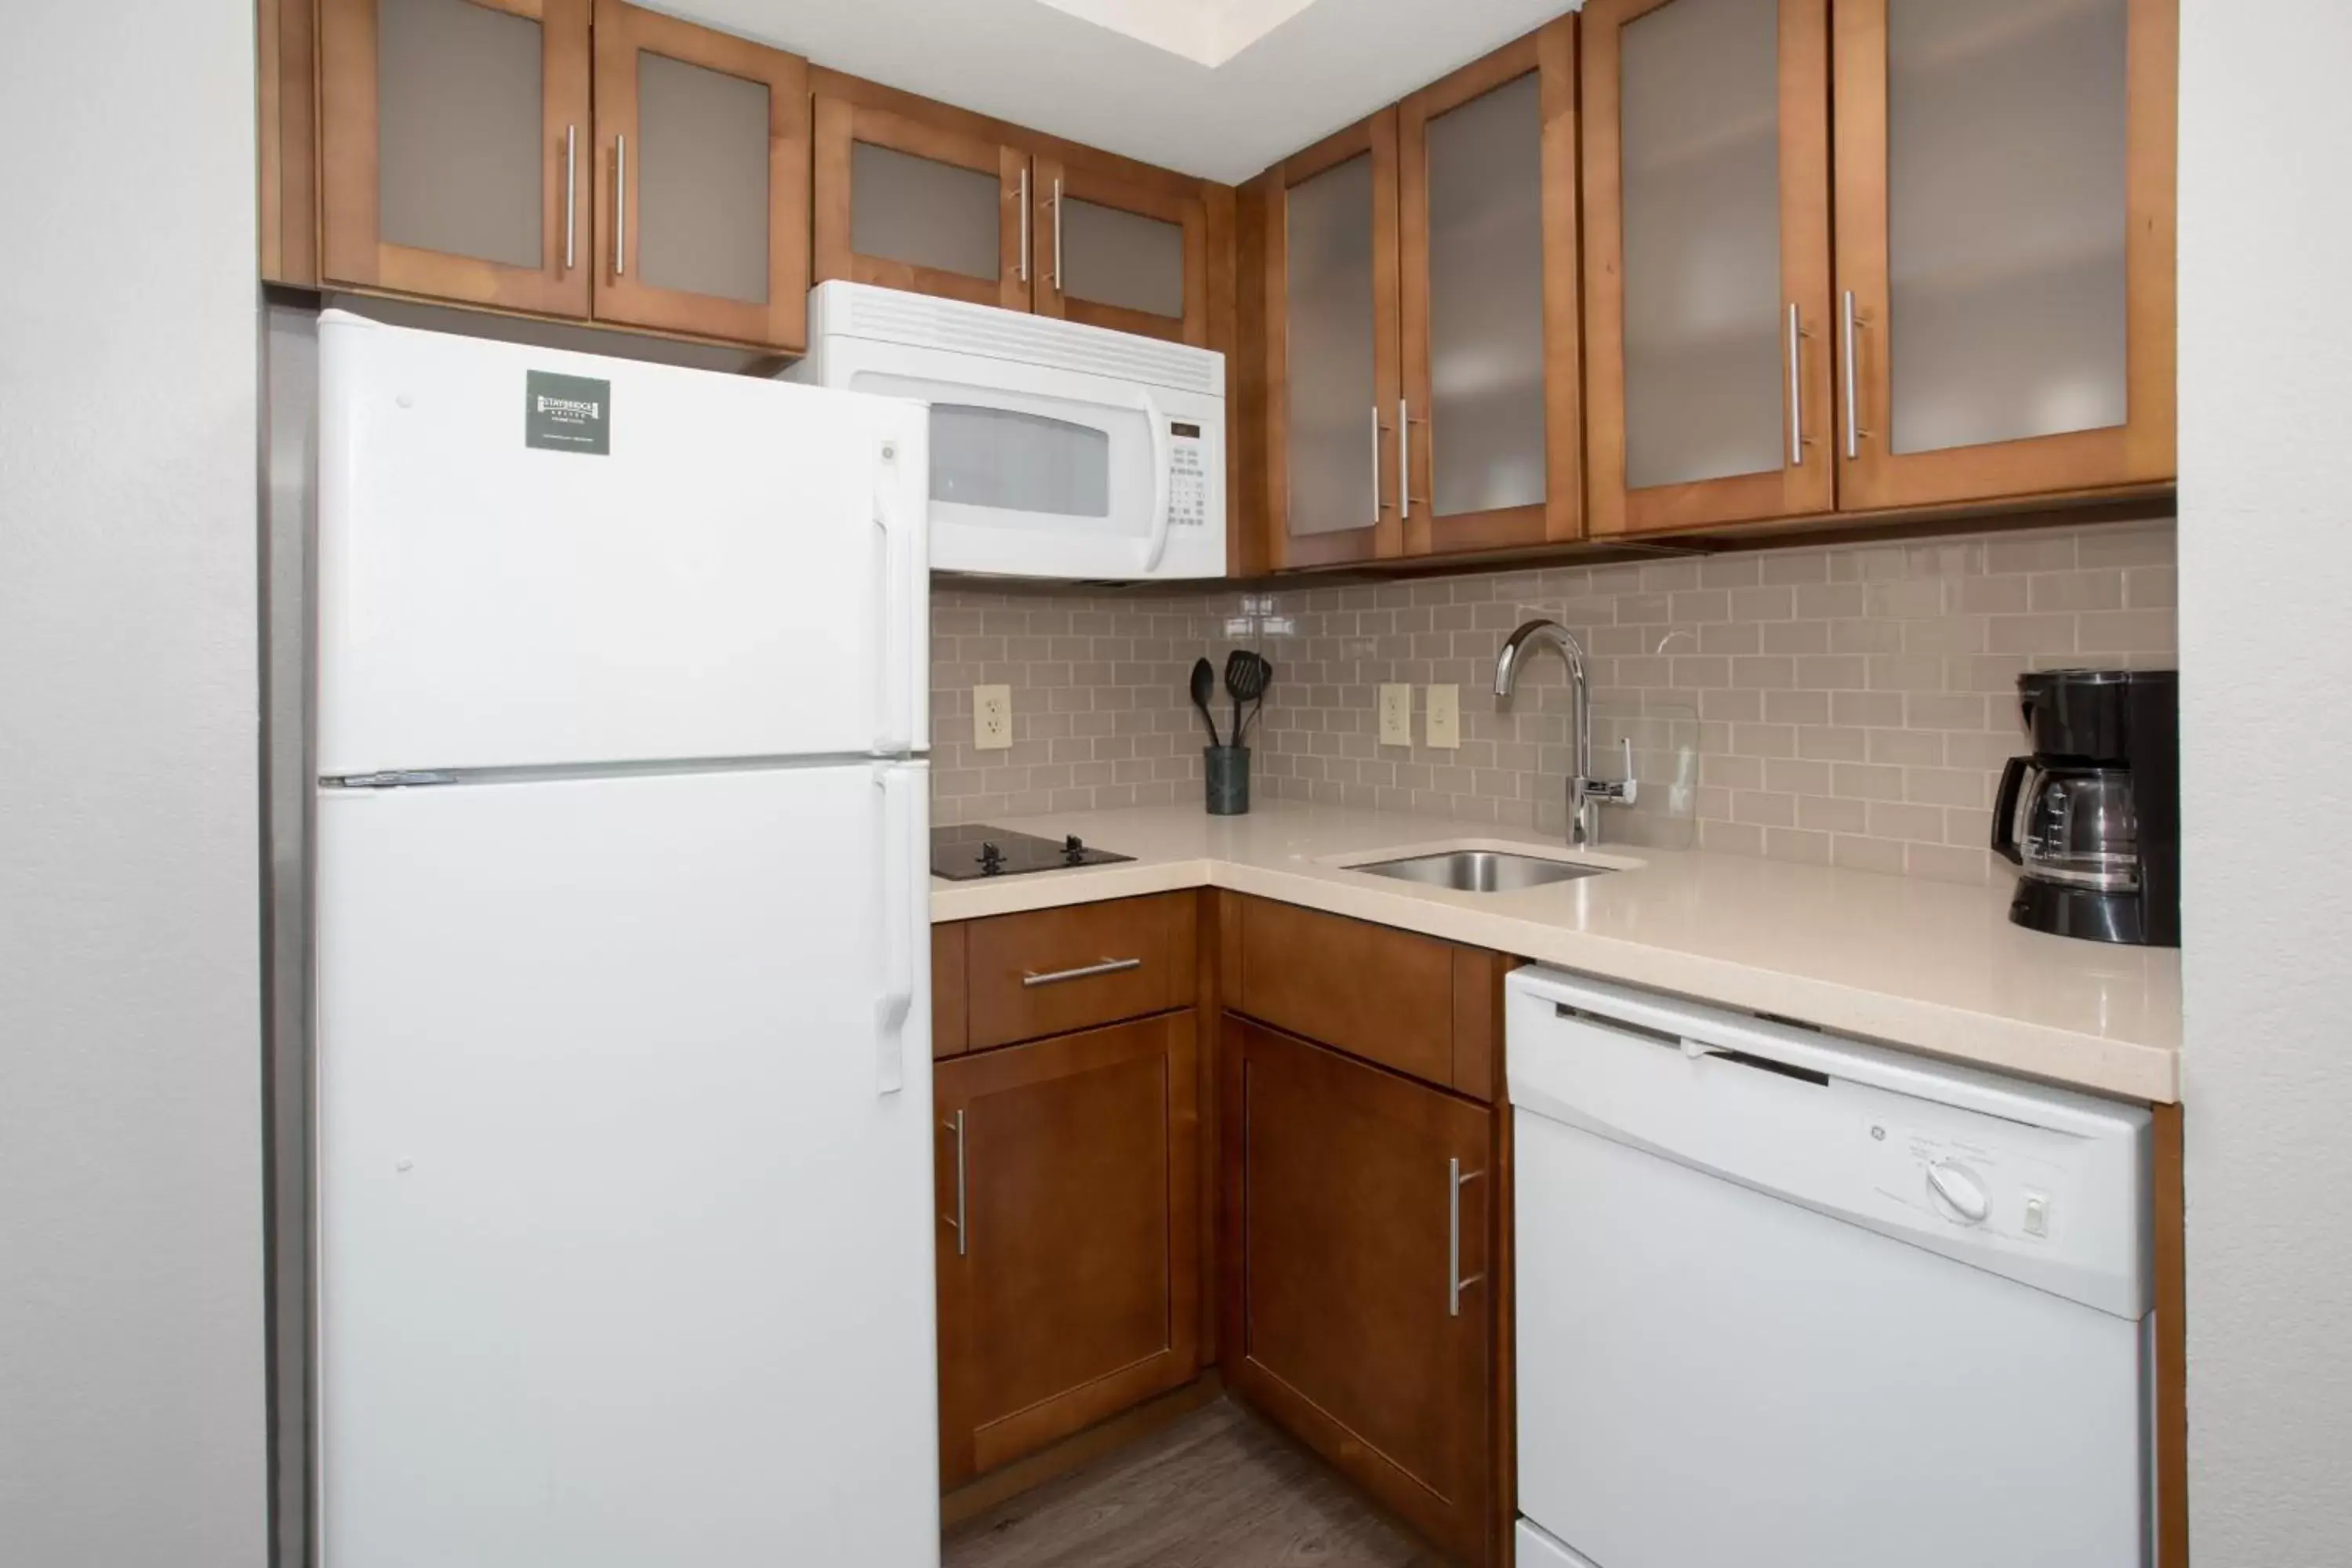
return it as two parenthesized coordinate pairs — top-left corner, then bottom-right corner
(931, 824), (1134, 880)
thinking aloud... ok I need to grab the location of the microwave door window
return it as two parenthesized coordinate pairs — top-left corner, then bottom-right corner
(847, 371), (1151, 538)
(931, 405), (1109, 521)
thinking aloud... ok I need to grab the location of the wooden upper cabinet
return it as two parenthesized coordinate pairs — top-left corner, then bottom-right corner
(319, 0), (593, 316)
(1398, 19), (1583, 557)
(1583, 0), (1835, 536)
(1264, 112), (1404, 569)
(1226, 1018), (1493, 1565)
(812, 89), (1027, 311)
(589, 0), (808, 351)
(1830, 0), (2176, 509)
(935, 1014), (1200, 1487)
(1033, 157), (1210, 347)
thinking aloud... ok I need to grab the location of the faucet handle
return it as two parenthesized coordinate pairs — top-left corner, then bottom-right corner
(1588, 737), (1640, 807)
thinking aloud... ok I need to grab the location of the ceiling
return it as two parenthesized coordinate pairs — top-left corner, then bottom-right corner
(649, 0), (1578, 182)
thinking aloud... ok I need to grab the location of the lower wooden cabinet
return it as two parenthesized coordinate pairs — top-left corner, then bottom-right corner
(1225, 1015), (1494, 1566)
(933, 1011), (1201, 1487)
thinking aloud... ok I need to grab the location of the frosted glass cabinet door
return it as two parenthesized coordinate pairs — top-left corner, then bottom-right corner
(1831, 0), (2176, 507)
(1399, 20), (1581, 556)
(591, 0), (809, 351)
(1581, 0), (1835, 535)
(319, 0), (592, 318)
(814, 91), (1028, 311)
(1033, 156), (1209, 347)
(1271, 114), (1403, 568)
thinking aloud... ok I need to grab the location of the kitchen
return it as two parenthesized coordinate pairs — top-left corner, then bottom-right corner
(5, 2), (2346, 1568)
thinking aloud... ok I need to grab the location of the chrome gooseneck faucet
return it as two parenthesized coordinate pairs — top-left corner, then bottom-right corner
(1494, 619), (1639, 848)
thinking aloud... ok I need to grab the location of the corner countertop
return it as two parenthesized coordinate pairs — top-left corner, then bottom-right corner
(930, 801), (2182, 1103)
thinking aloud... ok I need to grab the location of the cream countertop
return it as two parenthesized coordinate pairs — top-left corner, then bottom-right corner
(931, 801), (2182, 1104)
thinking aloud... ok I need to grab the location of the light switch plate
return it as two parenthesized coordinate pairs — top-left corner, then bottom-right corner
(973, 684), (1013, 751)
(1377, 684), (1414, 747)
(1425, 684), (1461, 750)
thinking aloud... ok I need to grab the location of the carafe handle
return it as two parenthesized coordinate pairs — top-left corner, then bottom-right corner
(1991, 756), (2031, 865)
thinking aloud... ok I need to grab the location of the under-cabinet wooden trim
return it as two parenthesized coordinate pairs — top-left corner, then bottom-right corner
(1828, 0), (2176, 511)
(587, 0), (809, 351)
(318, 0), (593, 316)
(1582, 0), (1836, 538)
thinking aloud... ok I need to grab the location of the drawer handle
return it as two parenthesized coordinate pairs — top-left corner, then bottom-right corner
(1021, 956), (1143, 988)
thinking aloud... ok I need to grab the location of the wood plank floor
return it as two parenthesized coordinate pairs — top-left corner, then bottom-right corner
(942, 1398), (1446, 1568)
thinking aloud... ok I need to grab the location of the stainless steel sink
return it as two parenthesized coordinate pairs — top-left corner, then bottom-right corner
(1348, 849), (1613, 893)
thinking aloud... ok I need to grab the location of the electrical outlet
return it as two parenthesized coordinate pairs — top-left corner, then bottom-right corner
(1425, 684), (1461, 750)
(1377, 684), (1414, 747)
(973, 684), (1013, 751)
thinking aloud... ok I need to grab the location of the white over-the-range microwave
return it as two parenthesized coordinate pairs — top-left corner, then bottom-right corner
(789, 281), (1225, 581)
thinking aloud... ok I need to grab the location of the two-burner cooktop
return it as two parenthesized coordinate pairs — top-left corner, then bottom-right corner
(930, 824), (1134, 881)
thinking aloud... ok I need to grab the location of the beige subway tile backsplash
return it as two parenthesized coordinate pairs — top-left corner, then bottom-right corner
(927, 518), (2176, 887)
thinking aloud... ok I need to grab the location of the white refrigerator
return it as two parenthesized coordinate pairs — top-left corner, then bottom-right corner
(311, 312), (938, 1566)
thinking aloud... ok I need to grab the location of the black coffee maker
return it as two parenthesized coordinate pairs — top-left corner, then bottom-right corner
(1992, 669), (2179, 946)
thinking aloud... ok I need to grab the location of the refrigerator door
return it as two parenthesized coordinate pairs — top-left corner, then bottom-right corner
(314, 762), (935, 1567)
(317, 311), (927, 776)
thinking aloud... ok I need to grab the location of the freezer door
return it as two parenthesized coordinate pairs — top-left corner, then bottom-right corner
(317, 311), (928, 775)
(314, 764), (936, 1567)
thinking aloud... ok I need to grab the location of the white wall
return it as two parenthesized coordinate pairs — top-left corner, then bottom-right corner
(2178, 3), (2352, 1563)
(0, 4), (268, 1564)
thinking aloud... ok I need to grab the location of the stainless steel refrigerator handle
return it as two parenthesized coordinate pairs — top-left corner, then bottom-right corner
(564, 125), (576, 271)
(1842, 289), (1862, 459)
(1449, 1159), (1486, 1316)
(1021, 956), (1142, 988)
(613, 134), (626, 278)
(943, 1111), (967, 1256)
(1786, 302), (1804, 466)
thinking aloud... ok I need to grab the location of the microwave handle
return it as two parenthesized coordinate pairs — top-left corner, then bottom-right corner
(1138, 386), (1172, 574)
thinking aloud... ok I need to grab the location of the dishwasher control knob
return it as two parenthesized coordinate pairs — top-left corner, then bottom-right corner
(1925, 1161), (1990, 1225)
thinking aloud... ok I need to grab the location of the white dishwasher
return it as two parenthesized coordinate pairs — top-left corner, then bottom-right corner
(1506, 966), (2154, 1568)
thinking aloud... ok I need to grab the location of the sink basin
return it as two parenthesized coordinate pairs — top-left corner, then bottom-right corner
(1348, 849), (1612, 893)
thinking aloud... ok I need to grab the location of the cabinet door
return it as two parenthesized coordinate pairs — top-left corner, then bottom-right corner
(1032, 157), (1209, 347)
(1265, 113), (1403, 568)
(1583, 0), (1835, 535)
(319, 0), (591, 316)
(935, 1014), (1200, 1487)
(813, 95), (1028, 311)
(1831, 0), (2175, 509)
(589, 1), (808, 350)
(1399, 20), (1581, 557)
(1229, 1018), (1491, 1565)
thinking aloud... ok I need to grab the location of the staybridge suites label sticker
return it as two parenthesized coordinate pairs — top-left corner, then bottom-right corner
(525, 371), (611, 455)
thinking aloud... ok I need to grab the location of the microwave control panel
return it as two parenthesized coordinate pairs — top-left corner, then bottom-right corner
(1168, 422), (1207, 528)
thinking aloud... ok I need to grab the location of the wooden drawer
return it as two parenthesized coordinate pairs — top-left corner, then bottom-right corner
(962, 893), (1195, 1051)
(1226, 895), (1505, 1098)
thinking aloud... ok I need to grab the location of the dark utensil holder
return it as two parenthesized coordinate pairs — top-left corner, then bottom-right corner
(1204, 746), (1250, 815)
